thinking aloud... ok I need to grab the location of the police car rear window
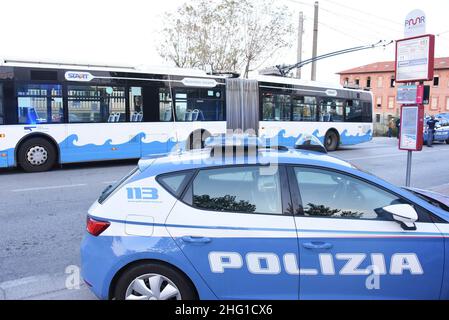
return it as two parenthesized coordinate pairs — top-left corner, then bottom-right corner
(98, 167), (140, 204)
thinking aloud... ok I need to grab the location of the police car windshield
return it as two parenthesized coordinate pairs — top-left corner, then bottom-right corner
(98, 167), (140, 204)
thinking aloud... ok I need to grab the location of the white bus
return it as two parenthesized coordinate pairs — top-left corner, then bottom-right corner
(0, 59), (373, 172)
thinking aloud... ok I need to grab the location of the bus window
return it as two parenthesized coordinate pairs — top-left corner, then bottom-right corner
(16, 84), (63, 124)
(292, 96), (317, 122)
(174, 88), (224, 122)
(362, 101), (373, 123)
(262, 93), (291, 121)
(0, 84), (3, 124)
(159, 88), (172, 122)
(130, 87), (144, 122)
(319, 99), (344, 122)
(68, 86), (125, 123)
(345, 100), (361, 122)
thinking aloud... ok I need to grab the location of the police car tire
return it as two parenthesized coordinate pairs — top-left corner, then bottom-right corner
(446, 138), (449, 144)
(18, 138), (57, 173)
(114, 262), (198, 300)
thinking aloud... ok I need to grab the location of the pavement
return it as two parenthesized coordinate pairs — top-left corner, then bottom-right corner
(0, 137), (448, 300)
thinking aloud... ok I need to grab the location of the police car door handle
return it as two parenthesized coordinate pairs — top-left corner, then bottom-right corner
(181, 236), (212, 244)
(302, 242), (333, 250)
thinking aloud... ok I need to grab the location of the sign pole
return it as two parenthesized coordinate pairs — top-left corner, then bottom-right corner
(406, 150), (412, 187)
(395, 9), (434, 188)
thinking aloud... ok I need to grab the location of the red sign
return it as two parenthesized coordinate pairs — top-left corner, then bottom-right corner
(399, 105), (424, 151)
(395, 34), (435, 83)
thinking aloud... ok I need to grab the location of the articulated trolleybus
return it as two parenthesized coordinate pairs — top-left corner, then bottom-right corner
(0, 59), (373, 172)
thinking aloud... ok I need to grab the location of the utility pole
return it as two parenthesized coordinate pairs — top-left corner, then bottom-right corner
(296, 11), (304, 79)
(311, 1), (319, 81)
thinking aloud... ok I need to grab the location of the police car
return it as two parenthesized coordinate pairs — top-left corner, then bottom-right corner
(81, 136), (449, 300)
(423, 116), (449, 144)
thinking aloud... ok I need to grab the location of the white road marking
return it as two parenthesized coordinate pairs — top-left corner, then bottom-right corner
(344, 153), (405, 161)
(429, 183), (449, 191)
(11, 184), (87, 192)
(102, 181), (117, 184)
(344, 147), (449, 161)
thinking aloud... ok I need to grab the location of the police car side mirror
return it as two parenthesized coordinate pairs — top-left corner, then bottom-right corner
(383, 204), (418, 231)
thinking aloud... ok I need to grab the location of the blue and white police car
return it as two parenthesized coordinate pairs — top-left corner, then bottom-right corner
(81, 137), (449, 300)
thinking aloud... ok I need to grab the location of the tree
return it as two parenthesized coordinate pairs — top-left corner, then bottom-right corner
(158, 0), (294, 77)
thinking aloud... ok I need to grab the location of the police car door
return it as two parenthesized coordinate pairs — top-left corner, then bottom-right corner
(165, 165), (299, 299)
(289, 166), (444, 299)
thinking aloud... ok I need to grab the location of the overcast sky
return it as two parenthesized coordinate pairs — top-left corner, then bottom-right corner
(0, 0), (448, 83)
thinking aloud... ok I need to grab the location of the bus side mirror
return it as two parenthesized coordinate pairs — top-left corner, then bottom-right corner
(383, 204), (418, 230)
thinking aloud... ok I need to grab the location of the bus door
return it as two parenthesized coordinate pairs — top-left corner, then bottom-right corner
(137, 86), (174, 156)
(65, 85), (141, 163)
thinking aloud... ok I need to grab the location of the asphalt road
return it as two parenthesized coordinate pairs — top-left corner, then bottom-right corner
(0, 137), (448, 299)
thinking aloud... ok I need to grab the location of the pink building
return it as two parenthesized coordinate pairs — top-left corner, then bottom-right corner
(337, 58), (449, 134)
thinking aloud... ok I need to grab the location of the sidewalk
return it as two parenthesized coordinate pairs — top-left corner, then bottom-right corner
(0, 273), (96, 300)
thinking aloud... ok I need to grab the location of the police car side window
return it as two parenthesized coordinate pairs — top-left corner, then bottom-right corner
(294, 167), (406, 221)
(157, 171), (194, 198)
(191, 166), (283, 215)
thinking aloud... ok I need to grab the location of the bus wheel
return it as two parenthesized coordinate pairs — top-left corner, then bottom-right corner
(18, 138), (57, 172)
(324, 130), (339, 151)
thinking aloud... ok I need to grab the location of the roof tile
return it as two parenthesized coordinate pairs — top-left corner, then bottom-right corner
(337, 57), (449, 74)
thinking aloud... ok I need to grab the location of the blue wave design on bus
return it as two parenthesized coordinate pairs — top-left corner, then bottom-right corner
(0, 148), (14, 167)
(266, 129), (372, 148)
(60, 133), (178, 163)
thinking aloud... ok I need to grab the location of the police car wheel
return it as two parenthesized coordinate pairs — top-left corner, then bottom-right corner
(446, 138), (449, 144)
(114, 263), (197, 300)
(18, 138), (57, 172)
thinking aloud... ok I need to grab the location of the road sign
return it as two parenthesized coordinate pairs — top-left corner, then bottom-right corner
(399, 105), (424, 151)
(395, 34), (435, 83)
(404, 9), (426, 38)
(396, 84), (425, 104)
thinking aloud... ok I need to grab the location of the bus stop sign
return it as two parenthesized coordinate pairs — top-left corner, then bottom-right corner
(399, 105), (424, 151)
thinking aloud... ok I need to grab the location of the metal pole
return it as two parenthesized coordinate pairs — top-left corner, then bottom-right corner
(406, 150), (412, 187)
(311, 1), (319, 81)
(296, 11), (304, 79)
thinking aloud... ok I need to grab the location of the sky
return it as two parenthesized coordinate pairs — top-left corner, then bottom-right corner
(0, 0), (448, 83)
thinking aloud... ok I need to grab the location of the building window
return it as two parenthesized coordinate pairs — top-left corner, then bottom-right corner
(390, 77), (395, 88)
(446, 97), (449, 111)
(375, 114), (381, 123)
(355, 79), (360, 87)
(388, 96), (395, 109)
(377, 77), (383, 88)
(366, 77), (371, 88)
(68, 85), (126, 123)
(431, 97), (439, 110)
(16, 84), (63, 124)
(344, 78), (349, 86)
(434, 76), (440, 87)
(376, 96), (382, 108)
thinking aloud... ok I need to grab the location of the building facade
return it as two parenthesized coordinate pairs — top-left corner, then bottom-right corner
(337, 58), (449, 135)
